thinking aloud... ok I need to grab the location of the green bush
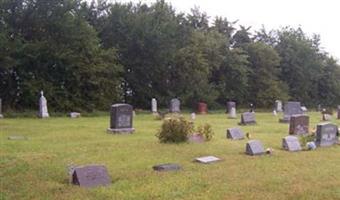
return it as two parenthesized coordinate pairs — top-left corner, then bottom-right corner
(156, 117), (194, 143)
(196, 123), (214, 141)
(299, 134), (316, 147)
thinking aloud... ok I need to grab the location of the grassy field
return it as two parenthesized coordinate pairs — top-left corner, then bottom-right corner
(1, 111), (340, 200)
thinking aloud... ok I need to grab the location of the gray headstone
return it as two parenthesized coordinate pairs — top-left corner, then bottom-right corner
(169, 98), (180, 113)
(71, 165), (111, 188)
(153, 163), (181, 171)
(239, 112), (256, 125)
(279, 101), (303, 123)
(69, 112), (81, 118)
(8, 135), (28, 140)
(151, 98), (157, 113)
(0, 98), (3, 118)
(275, 100), (283, 112)
(246, 140), (265, 156)
(289, 114), (309, 135)
(315, 123), (338, 147)
(38, 91), (49, 118)
(282, 136), (302, 152)
(226, 127), (245, 140)
(194, 156), (221, 164)
(227, 101), (237, 118)
(107, 104), (135, 134)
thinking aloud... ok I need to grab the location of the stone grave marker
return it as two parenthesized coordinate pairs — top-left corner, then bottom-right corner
(322, 113), (332, 121)
(289, 114), (309, 135)
(315, 122), (339, 147)
(226, 127), (245, 140)
(0, 98), (3, 118)
(245, 140), (265, 156)
(169, 98), (180, 113)
(197, 102), (207, 114)
(282, 136), (302, 152)
(191, 112), (196, 120)
(279, 101), (303, 123)
(239, 112), (256, 125)
(226, 101), (237, 118)
(107, 104), (135, 134)
(71, 165), (111, 188)
(338, 105), (340, 119)
(38, 91), (49, 118)
(8, 135), (28, 140)
(194, 156), (221, 164)
(153, 163), (181, 172)
(275, 100), (283, 112)
(301, 106), (308, 112)
(151, 98), (157, 113)
(69, 112), (81, 118)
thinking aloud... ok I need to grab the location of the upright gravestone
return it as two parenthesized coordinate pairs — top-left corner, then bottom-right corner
(338, 105), (340, 120)
(239, 112), (256, 125)
(107, 104), (135, 134)
(275, 100), (283, 112)
(245, 140), (265, 156)
(289, 114), (309, 135)
(282, 136), (302, 152)
(38, 91), (49, 118)
(197, 102), (207, 114)
(169, 98), (180, 113)
(71, 165), (111, 188)
(315, 122), (338, 147)
(227, 101), (236, 118)
(226, 127), (245, 140)
(0, 98), (3, 118)
(279, 101), (303, 123)
(151, 98), (157, 113)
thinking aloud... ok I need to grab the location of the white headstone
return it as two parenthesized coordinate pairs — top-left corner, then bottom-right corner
(229, 107), (236, 118)
(275, 100), (283, 112)
(195, 156), (221, 164)
(191, 112), (196, 120)
(273, 110), (277, 116)
(151, 98), (157, 113)
(38, 91), (49, 118)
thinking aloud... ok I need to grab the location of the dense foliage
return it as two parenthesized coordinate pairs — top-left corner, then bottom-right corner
(156, 117), (194, 143)
(1, 0), (339, 111)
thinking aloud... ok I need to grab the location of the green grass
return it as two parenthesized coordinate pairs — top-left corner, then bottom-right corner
(1, 112), (340, 200)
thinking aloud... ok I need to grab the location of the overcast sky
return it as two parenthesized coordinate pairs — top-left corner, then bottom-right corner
(113, 0), (340, 61)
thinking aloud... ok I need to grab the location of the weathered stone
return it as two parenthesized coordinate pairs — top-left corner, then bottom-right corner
(38, 91), (49, 118)
(69, 112), (81, 118)
(191, 113), (196, 120)
(8, 135), (28, 140)
(71, 165), (111, 188)
(322, 113), (332, 121)
(197, 102), (207, 114)
(289, 114), (309, 135)
(169, 98), (180, 113)
(226, 101), (236, 118)
(107, 104), (135, 134)
(151, 98), (157, 113)
(226, 127), (245, 140)
(315, 122), (338, 147)
(282, 136), (302, 152)
(195, 156), (221, 164)
(246, 140), (265, 156)
(153, 163), (181, 171)
(301, 106), (308, 112)
(279, 101), (303, 123)
(239, 112), (256, 125)
(275, 100), (283, 112)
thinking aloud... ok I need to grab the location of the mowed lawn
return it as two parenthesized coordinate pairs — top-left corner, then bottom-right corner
(1, 111), (340, 200)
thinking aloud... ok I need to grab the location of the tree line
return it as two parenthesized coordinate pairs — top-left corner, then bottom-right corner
(1, 0), (339, 112)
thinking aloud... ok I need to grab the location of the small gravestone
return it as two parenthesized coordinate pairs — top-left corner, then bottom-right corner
(338, 105), (340, 119)
(282, 136), (302, 152)
(273, 110), (277, 116)
(195, 156), (221, 164)
(322, 113), (332, 121)
(69, 112), (81, 118)
(275, 100), (283, 112)
(249, 103), (255, 113)
(301, 106), (308, 112)
(153, 163), (181, 171)
(38, 91), (49, 118)
(169, 98), (180, 113)
(315, 122), (338, 147)
(151, 98), (157, 113)
(188, 133), (204, 143)
(226, 127), (245, 140)
(289, 114), (309, 135)
(245, 140), (265, 156)
(191, 112), (196, 120)
(226, 101), (237, 118)
(8, 135), (28, 140)
(197, 102), (207, 114)
(107, 104), (135, 134)
(71, 165), (111, 188)
(279, 101), (303, 123)
(0, 98), (3, 118)
(239, 112), (256, 125)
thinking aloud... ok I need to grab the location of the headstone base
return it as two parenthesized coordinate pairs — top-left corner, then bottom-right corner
(107, 128), (135, 134)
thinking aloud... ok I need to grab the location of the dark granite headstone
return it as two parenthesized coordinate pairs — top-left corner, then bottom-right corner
(289, 114), (309, 135)
(153, 163), (181, 171)
(72, 165), (111, 188)
(239, 112), (256, 125)
(226, 127), (245, 140)
(107, 104), (135, 133)
(315, 123), (338, 147)
(282, 136), (302, 152)
(169, 98), (180, 113)
(279, 101), (303, 123)
(245, 140), (265, 156)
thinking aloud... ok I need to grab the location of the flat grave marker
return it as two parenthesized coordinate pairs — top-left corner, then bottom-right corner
(71, 165), (111, 188)
(153, 163), (181, 172)
(194, 156), (221, 164)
